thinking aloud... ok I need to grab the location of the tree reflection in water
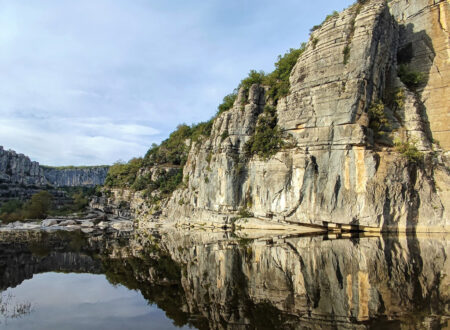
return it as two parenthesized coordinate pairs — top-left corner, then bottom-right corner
(0, 292), (32, 324)
(0, 229), (448, 329)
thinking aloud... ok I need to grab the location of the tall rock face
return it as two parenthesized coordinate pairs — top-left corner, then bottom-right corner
(0, 146), (48, 186)
(159, 0), (449, 232)
(0, 146), (109, 206)
(390, 0), (450, 150)
(101, 0), (449, 233)
(42, 166), (109, 187)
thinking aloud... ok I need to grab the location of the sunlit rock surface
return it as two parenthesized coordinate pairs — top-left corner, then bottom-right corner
(97, 0), (449, 233)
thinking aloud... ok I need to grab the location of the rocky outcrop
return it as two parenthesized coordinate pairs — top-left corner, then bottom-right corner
(0, 146), (109, 207)
(42, 166), (109, 187)
(0, 145), (109, 189)
(97, 0), (449, 233)
(390, 0), (450, 150)
(0, 146), (48, 186)
(160, 0), (449, 232)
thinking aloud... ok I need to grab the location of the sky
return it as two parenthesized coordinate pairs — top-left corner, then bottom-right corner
(0, 0), (354, 166)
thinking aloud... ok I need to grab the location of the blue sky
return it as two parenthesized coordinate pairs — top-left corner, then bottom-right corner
(0, 0), (354, 166)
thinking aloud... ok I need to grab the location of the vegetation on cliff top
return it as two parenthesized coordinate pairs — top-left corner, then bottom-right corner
(104, 44), (306, 196)
(41, 165), (109, 170)
(217, 45), (306, 113)
(104, 158), (143, 188)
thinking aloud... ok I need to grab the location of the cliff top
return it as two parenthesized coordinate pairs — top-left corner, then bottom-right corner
(41, 165), (110, 170)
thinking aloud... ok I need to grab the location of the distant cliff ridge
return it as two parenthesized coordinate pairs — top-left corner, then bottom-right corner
(42, 166), (109, 187)
(0, 146), (47, 186)
(0, 145), (109, 200)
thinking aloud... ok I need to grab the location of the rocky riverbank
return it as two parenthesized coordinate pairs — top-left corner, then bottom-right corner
(0, 211), (133, 233)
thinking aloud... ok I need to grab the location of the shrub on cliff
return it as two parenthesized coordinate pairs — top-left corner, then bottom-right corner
(240, 70), (266, 96)
(310, 10), (339, 33)
(217, 45), (305, 114)
(264, 45), (306, 103)
(394, 139), (424, 163)
(141, 169), (183, 199)
(244, 106), (284, 159)
(368, 100), (391, 135)
(398, 64), (424, 89)
(104, 158), (143, 188)
(217, 92), (237, 115)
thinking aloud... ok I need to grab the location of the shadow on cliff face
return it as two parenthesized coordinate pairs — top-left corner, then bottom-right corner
(380, 19), (438, 232)
(396, 23), (435, 142)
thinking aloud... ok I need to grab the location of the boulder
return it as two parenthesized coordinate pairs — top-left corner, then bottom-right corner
(41, 219), (59, 227)
(97, 221), (109, 229)
(80, 221), (94, 227)
(111, 221), (133, 231)
(59, 220), (77, 226)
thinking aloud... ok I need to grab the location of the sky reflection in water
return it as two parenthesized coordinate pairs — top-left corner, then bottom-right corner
(0, 272), (187, 330)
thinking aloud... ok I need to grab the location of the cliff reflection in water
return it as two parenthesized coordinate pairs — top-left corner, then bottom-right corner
(0, 229), (448, 329)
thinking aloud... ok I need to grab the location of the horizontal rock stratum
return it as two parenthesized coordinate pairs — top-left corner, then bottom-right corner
(98, 0), (449, 232)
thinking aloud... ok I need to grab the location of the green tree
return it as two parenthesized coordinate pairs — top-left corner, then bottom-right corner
(72, 192), (89, 210)
(0, 200), (23, 214)
(23, 191), (53, 219)
(217, 93), (237, 115)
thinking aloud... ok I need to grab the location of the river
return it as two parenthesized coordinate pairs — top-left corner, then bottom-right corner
(0, 229), (448, 329)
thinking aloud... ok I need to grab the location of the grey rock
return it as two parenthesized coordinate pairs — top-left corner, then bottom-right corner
(41, 219), (59, 227)
(42, 166), (109, 187)
(97, 221), (109, 229)
(111, 221), (133, 231)
(94, 0), (450, 233)
(59, 220), (77, 226)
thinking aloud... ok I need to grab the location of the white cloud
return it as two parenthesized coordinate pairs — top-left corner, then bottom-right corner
(0, 0), (354, 165)
(0, 116), (158, 165)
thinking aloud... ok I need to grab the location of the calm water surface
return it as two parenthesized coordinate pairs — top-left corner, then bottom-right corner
(0, 272), (187, 330)
(0, 229), (448, 329)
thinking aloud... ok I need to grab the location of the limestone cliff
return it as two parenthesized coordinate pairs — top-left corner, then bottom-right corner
(0, 146), (48, 186)
(0, 146), (109, 207)
(100, 0), (450, 233)
(42, 166), (109, 187)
